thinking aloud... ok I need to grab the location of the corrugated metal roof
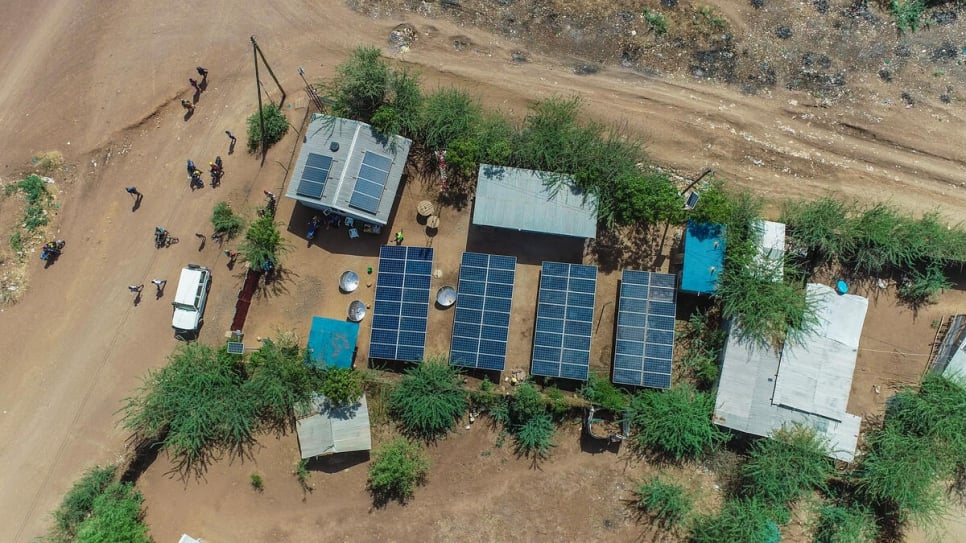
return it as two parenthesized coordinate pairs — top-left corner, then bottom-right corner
(755, 220), (785, 281)
(296, 393), (372, 458)
(713, 283), (867, 462)
(306, 316), (359, 369)
(284, 114), (411, 225)
(681, 221), (725, 294)
(472, 164), (598, 238)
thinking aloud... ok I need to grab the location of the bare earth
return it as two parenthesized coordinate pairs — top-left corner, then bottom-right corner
(0, 1), (964, 542)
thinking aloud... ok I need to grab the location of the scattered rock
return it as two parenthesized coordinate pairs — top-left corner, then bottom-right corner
(775, 26), (792, 39)
(931, 42), (957, 62)
(878, 69), (892, 82)
(847, 1), (878, 23)
(818, 55), (831, 69)
(894, 44), (911, 58)
(940, 94), (951, 104)
(900, 92), (915, 107)
(574, 64), (600, 75)
(661, 0), (678, 7)
(452, 36), (472, 51)
(388, 23), (417, 49)
(813, 0), (829, 14)
(931, 11), (957, 26)
(511, 50), (528, 63)
(751, 0), (764, 9)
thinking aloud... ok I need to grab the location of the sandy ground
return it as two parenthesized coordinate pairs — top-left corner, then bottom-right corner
(0, 1), (964, 542)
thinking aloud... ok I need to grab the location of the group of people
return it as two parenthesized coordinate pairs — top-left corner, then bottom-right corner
(180, 66), (208, 113)
(186, 156), (223, 189)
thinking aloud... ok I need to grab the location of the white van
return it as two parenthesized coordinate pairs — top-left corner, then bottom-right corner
(172, 264), (211, 336)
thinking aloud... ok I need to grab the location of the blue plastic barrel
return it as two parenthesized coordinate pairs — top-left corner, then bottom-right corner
(836, 280), (848, 294)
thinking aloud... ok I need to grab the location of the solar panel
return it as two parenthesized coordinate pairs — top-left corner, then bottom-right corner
(296, 153), (333, 199)
(349, 151), (392, 214)
(685, 191), (701, 210)
(530, 262), (597, 381)
(612, 270), (677, 389)
(226, 342), (245, 355)
(450, 252), (516, 371)
(369, 246), (434, 362)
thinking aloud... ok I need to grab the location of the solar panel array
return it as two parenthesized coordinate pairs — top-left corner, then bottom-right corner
(531, 262), (597, 381)
(369, 246), (434, 361)
(349, 151), (393, 214)
(613, 270), (676, 389)
(296, 153), (333, 199)
(450, 253), (516, 371)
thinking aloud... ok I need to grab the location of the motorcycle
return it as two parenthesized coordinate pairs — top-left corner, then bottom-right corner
(263, 190), (277, 217)
(40, 240), (65, 264)
(154, 227), (178, 248)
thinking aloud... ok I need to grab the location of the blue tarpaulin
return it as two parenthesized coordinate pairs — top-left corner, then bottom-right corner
(681, 221), (726, 295)
(306, 316), (359, 369)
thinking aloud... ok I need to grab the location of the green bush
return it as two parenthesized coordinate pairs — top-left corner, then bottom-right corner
(294, 459), (313, 495)
(73, 482), (150, 543)
(890, 0), (926, 32)
(319, 366), (364, 407)
(238, 213), (289, 273)
(689, 179), (732, 225)
(680, 309), (725, 390)
(740, 425), (833, 509)
(246, 103), (289, 152)
(813, 503), (878, 543)
(781, 196), (853, 262)
(390, 359), (467, 441)
(544, 386), (570, 417)
(244, 337), (323, 426)
(50, 465), (117, 541)
(611, 172), (685, 226)
(514, 413), (555, 458)
(210, 201), (244, 239)
(643, 9), (668, 35)
(509, 382), (545, 423)
(690, 498), (781, 543)
(328, 46), (392, 122)
(7, 174), (52, 232)
(421, 88), (482, 151)
(627, 384), (729, 460)
(580, 373), (628, 412)
(368, 438), (430, 505)
(120, 342), (258, 473)
(634, 478), (693, 530)
(250, 473), (264, 492)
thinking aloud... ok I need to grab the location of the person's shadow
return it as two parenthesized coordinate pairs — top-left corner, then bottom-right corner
(131, 194), (142, 212)
(155, 284), (166, 300)
(228, 139), (236, 155)
(133, 292), (142, 306)
(183, 109), (194, 121)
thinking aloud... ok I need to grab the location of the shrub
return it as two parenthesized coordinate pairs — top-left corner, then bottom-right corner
(328, 46), (392, 122)
(210, 201), (244, 239)
(627, 384), (729, 460)
(890, 0), (926, 32)
(119, 342), (257, 473)
(514, 413), (555, 458)
(634, 478), (693, 530)
(319, 366), (365, 407)
(390, 359), (467, 441)
(813, 503), (878, 543)
(238, 213), (289, 273)
(368, 438), (429, 505)
(244, 337), (323, 426)
(740, 425), (833, 508)
(679, 309), (725, 390)
(421, 88), (482, 151)
(544, 386), (570, 417)
(611, 172), (685, 226)
(72, 482), (150, 543)
(643, 9), (668, 35)
(508, 382), (545, 423)
(50, 465), (117, 541)
(250, 473), (264, 492)
(781, 196), (853, 262)
(7, 174), (52, 232)
(246, 103), (289, 152)
(689, 179), (732, 225)
(580, 373), (628, 412)
(690, 497), (781, 543)
(34, 150), (64, 174)
(294, 459), (313, 495)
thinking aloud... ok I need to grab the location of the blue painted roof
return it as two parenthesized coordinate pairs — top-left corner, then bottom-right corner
(307, 316), (359, 369)
(681, 221), (726, 294)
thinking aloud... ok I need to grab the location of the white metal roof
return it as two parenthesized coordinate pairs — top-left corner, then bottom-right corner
(754, 220), (785, 280)
(296, 393), (371, 458)
(174, 266), (206, 306)
(714, 283), (868, 462)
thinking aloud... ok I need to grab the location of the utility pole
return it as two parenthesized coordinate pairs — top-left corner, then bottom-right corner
(298, 66), (325, 112)
(250, 36), (287, 158)
(681, 168), (714, 196)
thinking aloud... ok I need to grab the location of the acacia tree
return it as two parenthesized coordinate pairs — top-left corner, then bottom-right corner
(627, 384), (729, 460)
(421, 88), (482, 151)
(367, 438), (430, 506)
(238, 213), (289, 273)
(389, 358), (466, 441)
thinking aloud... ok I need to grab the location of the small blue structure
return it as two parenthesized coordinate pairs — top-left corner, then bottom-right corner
(681, 221), (726, 295)
(307, 316), (359, 369)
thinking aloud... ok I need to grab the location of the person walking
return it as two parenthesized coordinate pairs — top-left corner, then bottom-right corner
(196, 66), (208, 79)
(128, 284), (144, 293)
(225, 130), (237, 143)
(181, 99), (194, 112)
(151, 279), (166, 297)
(186, 160), (196, 176)
(125, 186), (140, 197)
(189, 78), (200, 93)
(395, 231), (404, 245)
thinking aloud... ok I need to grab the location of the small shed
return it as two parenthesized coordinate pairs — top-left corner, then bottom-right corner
(681, 221), (726, 295)
(284, 114), (412, 226)
(306, 316), (359, 369)
(296, 393), (372, 458)
(473, 164), (598, 238)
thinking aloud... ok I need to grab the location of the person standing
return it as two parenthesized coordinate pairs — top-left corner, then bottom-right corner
(196, 66), (208, 79)
(125, 186), (141, 197)
(151, 279), (166, 296)
(181, 99), (194, 112)
(189, 78), (200, 93)
(186, 160), (196, 176)
(128, 284), (144, 293)
(395, 231), (404, 245)
(225, 130), (237, 143)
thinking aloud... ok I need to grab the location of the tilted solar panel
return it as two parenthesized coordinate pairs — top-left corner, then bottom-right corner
(612, 270), (677, 389)
(450, 252), (516, 371)
(369, 245), (433, 361)
(530, 262), (597, 381)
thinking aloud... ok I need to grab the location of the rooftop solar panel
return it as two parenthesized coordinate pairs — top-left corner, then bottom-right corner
(349, 151), (392, 214)
(450, 252), (516, 371)
(296, 153), (333, 199)
(612, 270), (677, 389)
(369, 246), (434, 362)
(530, 262), (597, 381)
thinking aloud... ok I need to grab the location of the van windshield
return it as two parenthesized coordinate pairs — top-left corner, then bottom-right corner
(173, 303), (197, 311)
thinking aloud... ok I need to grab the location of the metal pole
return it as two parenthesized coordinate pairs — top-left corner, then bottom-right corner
(681, 168), (714, 196)
(251, 36), (286, 106)
(252, 36), (266, 159)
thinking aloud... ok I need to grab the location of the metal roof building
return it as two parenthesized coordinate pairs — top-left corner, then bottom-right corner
(306, 316), (359, 369)
(473, 164), (598, 238)
(296, 393), (372, 458)
(755, 220), (785, 281)
(284, 114), (412, 226)
(681, 221), (726, 295)
(713, 283), (868, 462)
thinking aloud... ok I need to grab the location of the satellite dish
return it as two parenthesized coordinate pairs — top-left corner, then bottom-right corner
(340, 270), (360, 293)
(436, 286), (457, 308)
(348, 300), (367, 322)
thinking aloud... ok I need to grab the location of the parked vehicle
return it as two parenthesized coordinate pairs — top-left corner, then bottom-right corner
(172, 264), (211, 338)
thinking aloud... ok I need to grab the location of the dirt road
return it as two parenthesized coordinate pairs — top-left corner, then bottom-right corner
(0, 1), (963, 542)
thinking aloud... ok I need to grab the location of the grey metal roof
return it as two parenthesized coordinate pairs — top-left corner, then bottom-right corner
(295, 393), (372, 458)
(473, 164), (598, 238)
(284, 114), (412, 225)
(713, 283), (868, 462)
